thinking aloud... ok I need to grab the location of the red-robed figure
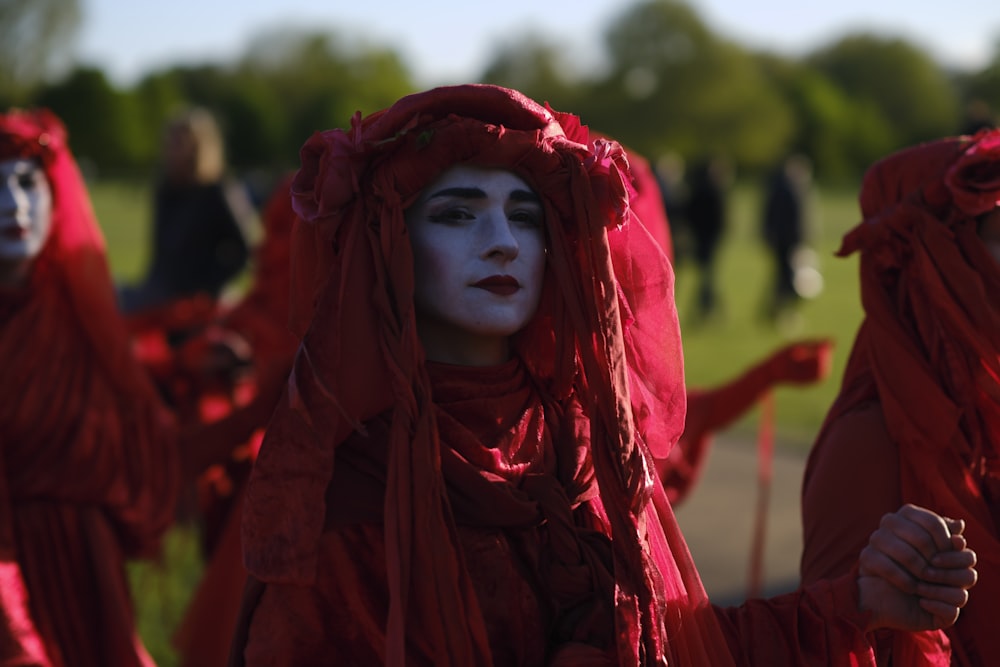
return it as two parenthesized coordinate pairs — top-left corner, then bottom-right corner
(801, 129), (1000, 665)
(0, 109), (179, 666)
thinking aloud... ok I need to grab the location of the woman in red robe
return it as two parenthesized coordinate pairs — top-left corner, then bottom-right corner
(230, 85), (976, 666)
(0, 109), (179, 666)
(801, 129), (1000, 666)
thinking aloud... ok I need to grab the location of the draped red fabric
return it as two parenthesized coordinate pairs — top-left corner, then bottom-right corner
(234, 85), (879, 666)
(0, 109), (179, 666)
(172, 174), (299, 667)
(801, 129), (1000, 666)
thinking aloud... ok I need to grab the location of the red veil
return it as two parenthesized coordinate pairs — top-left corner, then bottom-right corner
(803, 129), (1000, 665)
(240, 85), (733, 665)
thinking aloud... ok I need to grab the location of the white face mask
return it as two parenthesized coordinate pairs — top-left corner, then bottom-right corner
(0, 158), (53, 266)
(406, 165), (547, 366)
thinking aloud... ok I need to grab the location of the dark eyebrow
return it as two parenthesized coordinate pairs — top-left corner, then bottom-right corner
(425, 187), (541, 204)
(426, 187), (486, 200)
(510, 189), (541, 204)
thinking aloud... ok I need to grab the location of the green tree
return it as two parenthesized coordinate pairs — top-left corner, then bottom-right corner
(132, 73), (188, 168)
(757, 54), (885, 183)
(590, 0), (793, 171)
(807, 33), (959, 152)
(0, 0), (82, 104)
(137, 65), (288, 171)
(33, 67), (147, 174)
(235, 27), (416, 163)
(479, 33), (585, 112)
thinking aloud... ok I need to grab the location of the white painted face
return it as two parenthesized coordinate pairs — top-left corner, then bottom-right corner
(0, 158), (53, 268)
(405, 165), (546, 366)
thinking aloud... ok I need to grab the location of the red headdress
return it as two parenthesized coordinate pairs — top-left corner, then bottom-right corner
(242, 85), (732, 665)
(815, 128), (1000, 664)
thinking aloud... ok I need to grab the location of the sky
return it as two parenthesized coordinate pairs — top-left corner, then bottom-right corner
(77, 0), (1000, 87)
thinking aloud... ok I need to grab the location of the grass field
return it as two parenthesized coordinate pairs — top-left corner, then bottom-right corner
(88, 176), (866, 664)
(670, 181), (866, 446)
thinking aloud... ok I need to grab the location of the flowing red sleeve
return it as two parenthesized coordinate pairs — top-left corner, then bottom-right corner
(713, 572), (877, 666)
(660, 340), (832, 504)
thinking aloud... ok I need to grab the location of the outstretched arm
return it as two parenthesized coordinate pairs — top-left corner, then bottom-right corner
(658, 339), (833, 504)
(711, 504), (975, 664)
(684, 339), (833, 439)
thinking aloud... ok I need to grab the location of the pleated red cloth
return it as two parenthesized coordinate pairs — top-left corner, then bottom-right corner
(802, 128), (1000, 666)
(0, 109), (178, 666)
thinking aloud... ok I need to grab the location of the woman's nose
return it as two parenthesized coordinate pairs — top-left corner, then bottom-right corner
(480, 211), (519, 260)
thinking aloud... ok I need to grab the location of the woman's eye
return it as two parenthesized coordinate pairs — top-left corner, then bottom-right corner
(510, 209), (542, 228)
(428, 208), (473, 224)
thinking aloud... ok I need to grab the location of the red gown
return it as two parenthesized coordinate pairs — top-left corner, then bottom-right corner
(801, 130), (1000, 666)
(0, 110), (178, 666)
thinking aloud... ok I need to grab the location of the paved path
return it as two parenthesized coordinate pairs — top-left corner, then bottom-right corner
(673, 432), (808, 606)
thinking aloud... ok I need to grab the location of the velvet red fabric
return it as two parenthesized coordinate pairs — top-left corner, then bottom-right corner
(0, 109), (179, 666)
(233, 85), (879, 666)
(801, 129), (1000, 666)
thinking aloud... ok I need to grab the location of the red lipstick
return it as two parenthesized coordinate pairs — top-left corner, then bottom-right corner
(1, 225), (27, 240)
(473, 275), (520, 296)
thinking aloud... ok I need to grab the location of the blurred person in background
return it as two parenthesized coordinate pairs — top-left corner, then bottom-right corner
(120, 106), (256, 314)
(652, 151), (687, 249)
(761, 153), (823, 331)
(683, 154), (732, 323)
(122, 108), (259, 521)
(0, 108), (178, 667)
(801, 128), (1000, 666)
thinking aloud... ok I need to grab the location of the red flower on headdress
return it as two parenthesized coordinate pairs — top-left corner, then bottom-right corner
(945, 129), (1000, 216)
(292, 111), (366, 223)
(585, 137), (635, 228)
